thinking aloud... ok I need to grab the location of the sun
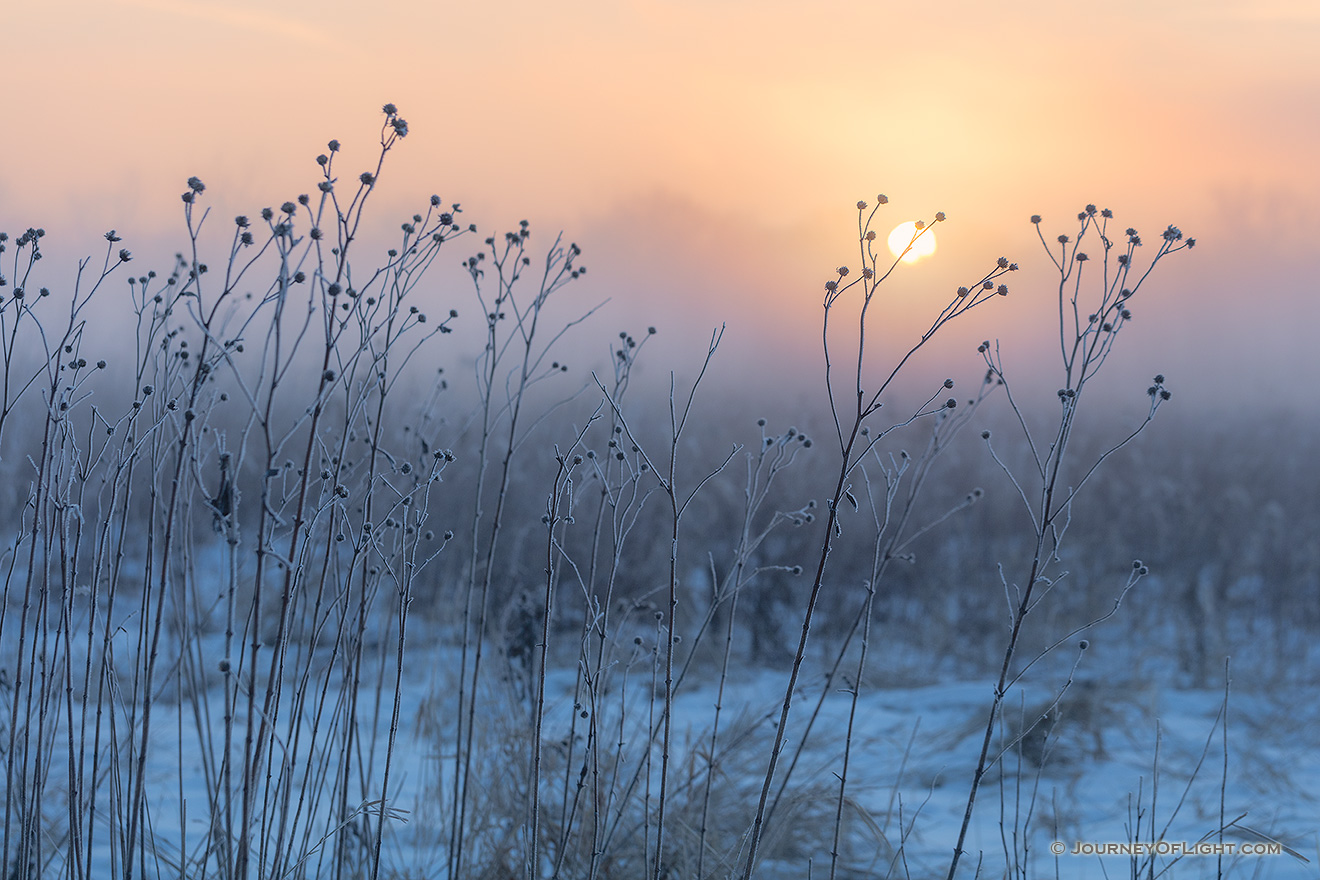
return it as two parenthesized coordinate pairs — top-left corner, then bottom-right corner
(887, 221), (937, 264)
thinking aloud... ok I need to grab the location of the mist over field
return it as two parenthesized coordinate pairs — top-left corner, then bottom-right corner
(3, 2), (1318, 878)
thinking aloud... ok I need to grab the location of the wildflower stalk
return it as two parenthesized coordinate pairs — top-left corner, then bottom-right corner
(945, 208), (1192, 878)
(742, 200), (1013, 878)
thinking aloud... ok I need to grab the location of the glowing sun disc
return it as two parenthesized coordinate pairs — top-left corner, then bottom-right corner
(887, 222), (937, 264)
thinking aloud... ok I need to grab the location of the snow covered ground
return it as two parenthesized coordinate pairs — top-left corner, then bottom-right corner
(17, 634), (1318, 879)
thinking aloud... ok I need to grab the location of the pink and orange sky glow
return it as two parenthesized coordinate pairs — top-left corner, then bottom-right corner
(6, 0), (1318, 415)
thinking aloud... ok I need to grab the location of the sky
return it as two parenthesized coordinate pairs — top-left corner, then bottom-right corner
(5, 0), (1318, 421)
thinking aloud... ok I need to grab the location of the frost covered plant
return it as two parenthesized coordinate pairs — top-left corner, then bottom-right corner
(946, 207), (1193, 878)
(0, 103), (474, 880)
(740, 200), (1016, 878)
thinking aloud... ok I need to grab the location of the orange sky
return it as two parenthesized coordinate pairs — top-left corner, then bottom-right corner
(5, 0), (1318, 413)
